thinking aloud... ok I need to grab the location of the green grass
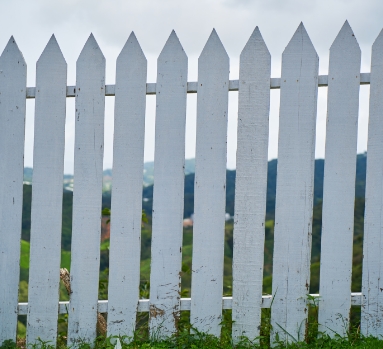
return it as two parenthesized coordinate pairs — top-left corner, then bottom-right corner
(20, 240), (71, 271)
(13, 204), (377, 348)
(8, 306), (383, 349)
(2, 332), (383, 349)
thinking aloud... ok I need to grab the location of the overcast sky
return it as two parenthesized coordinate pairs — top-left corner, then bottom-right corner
(1, 0), (382, 173)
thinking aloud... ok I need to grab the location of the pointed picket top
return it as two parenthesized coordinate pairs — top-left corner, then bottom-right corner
(77, 33), (105, 64)
(0, 36), (26, 65)
(199, 29), (229, 61)
(330, 20), (360, 53)
(241, 26), (270, 60)
(360, 27), (383, 338)
(0, 36), (26, 348)
(107, 28), (147, 338)
(372, 28), (383, 52)
(117, 31), (146, 64)
(283, 22), (318, 58)
(68, 31), (105, 346)
(158, 30), (187, 62)
(318, 19), (361, 338)
(37, 35), (66, 66)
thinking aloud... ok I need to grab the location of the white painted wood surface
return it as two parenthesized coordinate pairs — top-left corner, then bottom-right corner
(270, 23), (319, 344)
(67, 34), (106, 346)
(190, 30), (229, 337)
(3, 26), (383, 341)
(318, 21), (361, 337)
(26, 36), (67, 345)
(361, 29), (383, 337)
(107, 32), (147, 338)
(232, 27), (271, 343)
(149, 31), (188, 337)
(0, 37), (27, 345)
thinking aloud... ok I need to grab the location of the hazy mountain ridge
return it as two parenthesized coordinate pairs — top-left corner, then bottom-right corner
(22, 154), (367, 223)
(106, 153), (366, 220)
(23, 158), (197, 191)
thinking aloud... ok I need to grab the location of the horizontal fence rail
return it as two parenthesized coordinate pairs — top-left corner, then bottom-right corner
(25, 73), (372, 98)
(26, 73), (370, 99)
(16, 293), (365, 315)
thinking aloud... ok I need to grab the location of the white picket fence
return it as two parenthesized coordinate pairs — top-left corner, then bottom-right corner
(1, 21), (383, 347)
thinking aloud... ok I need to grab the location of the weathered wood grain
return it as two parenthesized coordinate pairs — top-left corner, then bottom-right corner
(67, 34), (106, 346)
(232, 27), (271, 343)
(318, 21), (361, 337)
(270, 23), (319, 344)
(149, 31), (188, 337)
(0, 37), (27, 345)
(190, 30), (229, 337)
(107, 32), (147, 339)
(361, 28), (383, 337)
(26, 35), (67, 345)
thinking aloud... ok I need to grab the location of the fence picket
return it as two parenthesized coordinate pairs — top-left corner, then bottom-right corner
(190, 30), (229, 337)
(318, 21), (361, 336)
(4, 24), (383, 342)
(67, 34), (106, 346)
(26, 36), (67, 345)
(361, 29), (383, 336)
(0, 37), (27, 345)
(107, 32), (147, 339)
(149, 31), (188, 337)
(232, 27), (271, 343)
(270, 23), (319, 344)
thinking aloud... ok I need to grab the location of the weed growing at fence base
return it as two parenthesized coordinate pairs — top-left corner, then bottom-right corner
(2, 334), (383, 349)
(7, 306), (383, 349)
(4, 309), (383, 349)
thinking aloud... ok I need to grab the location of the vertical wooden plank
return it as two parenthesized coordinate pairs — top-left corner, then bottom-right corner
(361, 29), (383, 337)
(107, 32), (147, 338)
(190, 29), (229, 337)
(0, 37), (27, 345)
(26, 35), (67, 345)
(318, 21), (361, 337)
(149, 31), (188, 337)
(232, 27), (271, 343)
(270, 23), (319, 344)
(67, 34), (105, 346)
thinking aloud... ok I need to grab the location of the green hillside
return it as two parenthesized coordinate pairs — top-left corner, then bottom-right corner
(18, 197), (365, 301)
(18, 153), (368, 302)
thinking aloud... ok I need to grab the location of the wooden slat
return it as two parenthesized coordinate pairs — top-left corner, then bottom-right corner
(67, 34), (106, 346)
(26, 35), (67, 345)
(0, 37), (27, 345)
(361, 29), (383, 337)
(107, 32), (147, 338)
(318, 21), (361, 337)
(231, 27), (271, 343)
(149, 31), (188, 337)
(270, 23), (319, 344)
(190, 30), (229, 337)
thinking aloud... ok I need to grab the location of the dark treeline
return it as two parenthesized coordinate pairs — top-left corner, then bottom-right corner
(18, 154), (367, 296)
(21, 153), (367, 251)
